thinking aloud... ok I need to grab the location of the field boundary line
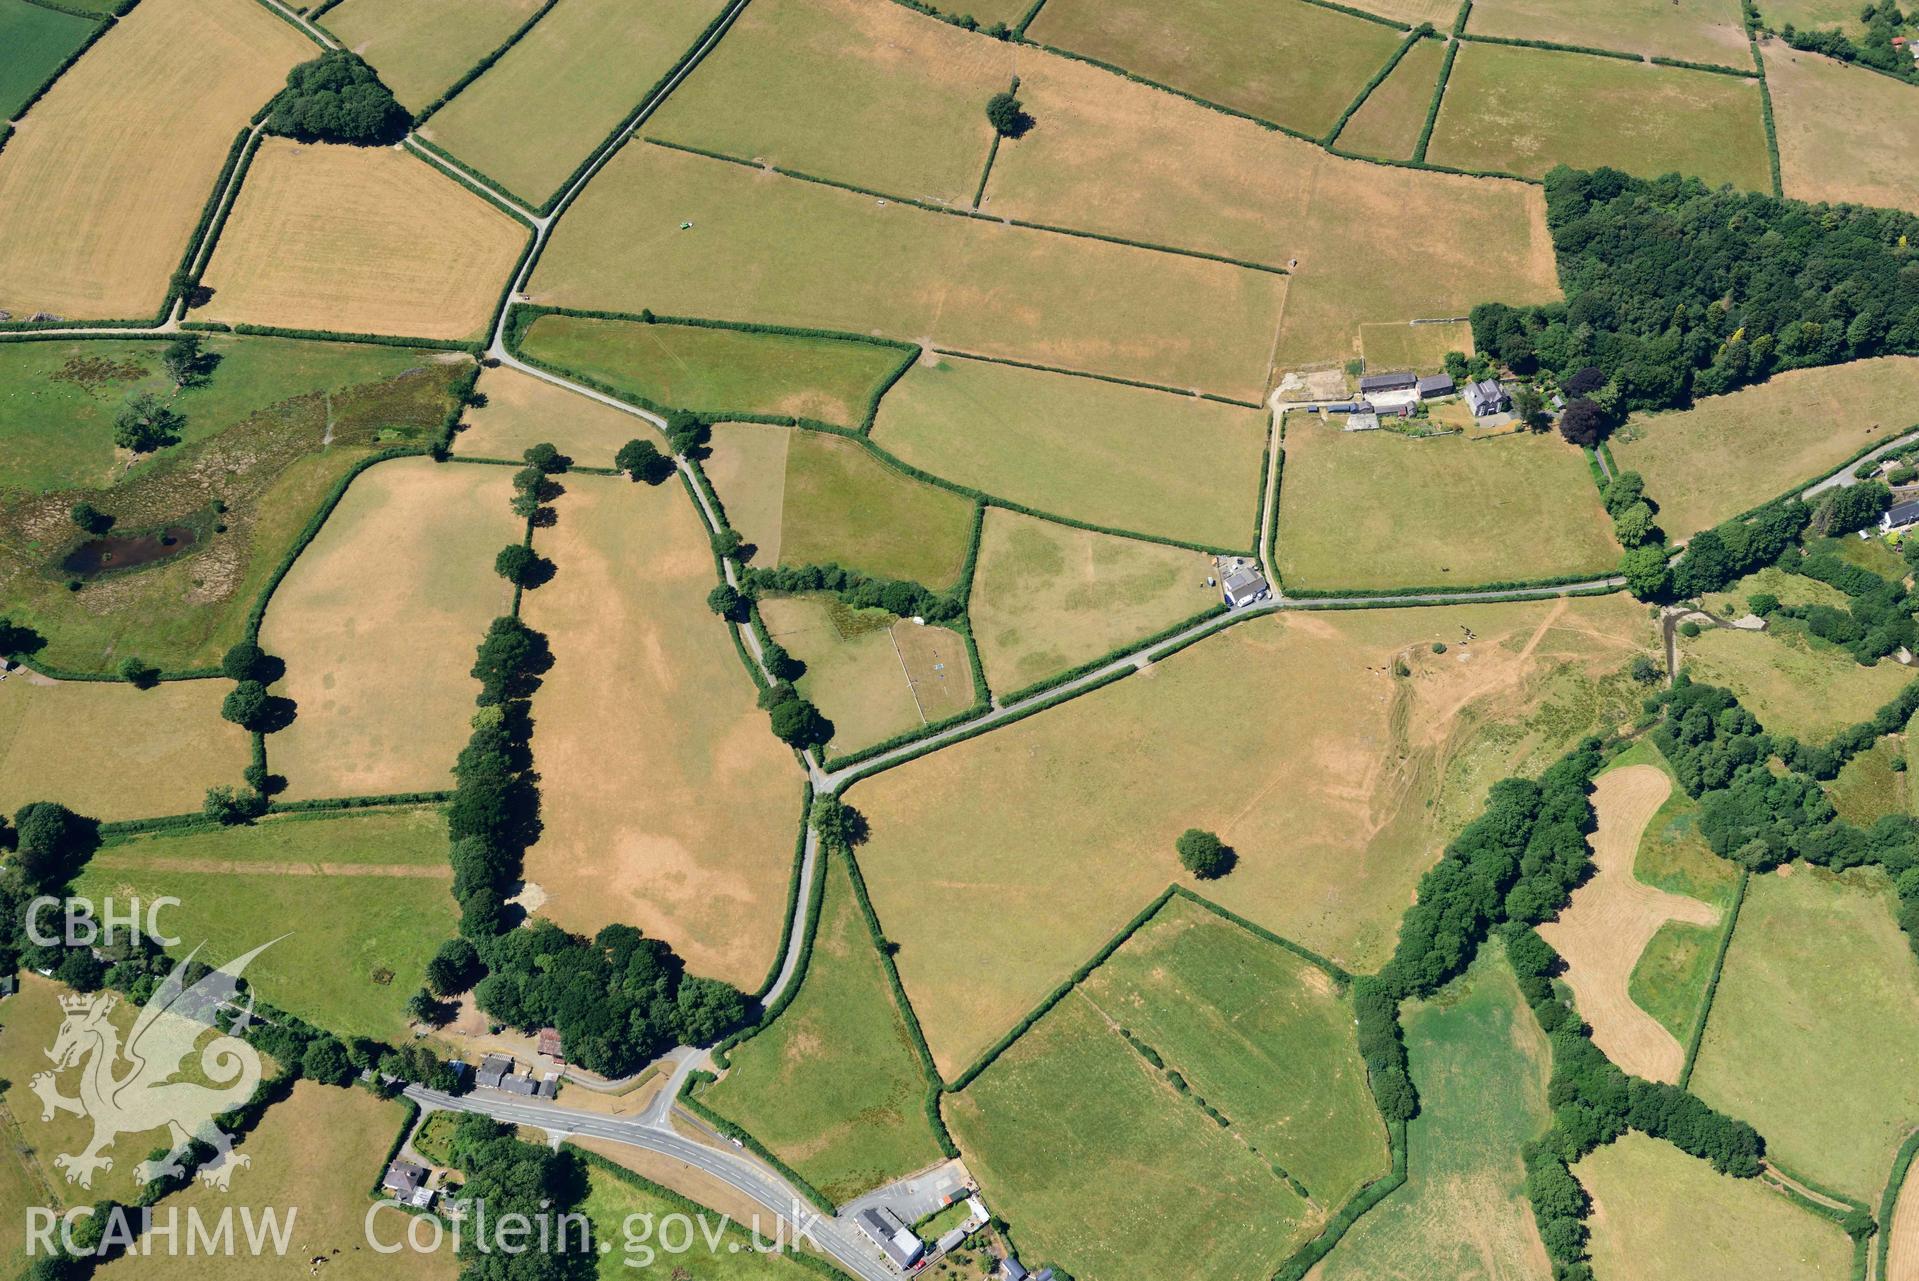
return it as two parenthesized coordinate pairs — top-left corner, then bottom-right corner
(404, 137), (539, 225)
(251, 0), (333, 48)
(1412, 24), (1463, 163)
(1677, 867), (1747, 1088)
(969, 74), (1016, 209)
(1748, 28), (1785, 198)
(1011, 0), (1046, 36)
(5, 5), (115, 133)
(407, 133), (546, 215)
(1323, 27), (1436, 149)
(1173, 887), (1352, 981)
(925, 345), (1265, 408)
(1297, 0), (1409, 30)
(1453, 31), (1645, 62)
(1875, 1126), (1919, 1281)
(407, 0), (564, 125)
(886, 626), (932, 725)
(638, 136), (1294, 276)
(1015, 37), (1323, 144)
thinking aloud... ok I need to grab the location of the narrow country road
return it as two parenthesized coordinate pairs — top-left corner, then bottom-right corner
(1801, 429), (1919, 499)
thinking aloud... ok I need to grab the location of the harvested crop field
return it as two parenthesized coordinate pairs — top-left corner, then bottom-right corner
(321, 0), (542, 113)
(950, 898), (1383, 1281)
(1611, 358), (1919, 539)
(1334, 37), (1446, 162)
(259, 458), (521, 801)
(1893, 1154), (1919, 1281)
(759, 596), (972, 754)
(698, 855), (945, 1203)
(871, 354), (1267, 549)
(1575, 1134), (1851, 1281)
(1025, 0), (1405, 137)
(980, 47), (1559, 366)
(1464, 0), (1753, 64)
(647, 0), (1015, 202)
(456, 364), (659, 465)
(0, 675), (246, 820)
(849, 595), (1652, 1075)
(516, 312), (912, 429)
(1677, 626), (1913, 745)
(199, 140), (526, 342)
(1691, 865), (1919, 1198)
(74, 808), (455, 1040)
(1767, 46), (1919, 216)
(1537, 764), (1719, 1082)
(532, 141), (1290, 400)
(0, 0), (95, 121)
(1275, 419), (1617, 591)
(1314, 943), (1551, 1281)
(968, 510), (1218, 694)
(419, 0), (732, 204)
(1425, 43), (1772, 189)
(518, 474), (800, 989)
(0, 0), (313, 320)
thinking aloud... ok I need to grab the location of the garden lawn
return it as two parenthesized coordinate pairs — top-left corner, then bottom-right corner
(1767, 46), (1919, 215)
(0, 0), (313, 320)
(1463, 0), (1753, 64)
(531, 141), (1289, 401)
(849, 596), (1652, 1075)
(646, 0), (1014, 203)
(870, 354), (1267, 549)
(1691, 865), (1919, 1199)
(96, 1082), (453, 1281)
(968, 510), (1218, 694)
(73, 808), (456, 1041)
(1628, 918), (1720, 1044)
(949, 982), (1312, 1281)
(259, 457), (521, 801)
(758, 596), (964, 755)
(419, 0), (732, 205)
(1611, 358), (1919, 539)
(700, 855), (945, 1203)
(516, 312), (912, 429)
(457, 364), (662, 465)
(0, 0), (95, 121)
(1314, 943), (1551, 1281)
(1025, 0), (1406, 137)
(320, 0), (542, 113)
(978, 46), (1560, 366)
(518, 474), (800, 989)
(199, 140), (526, 342)
(0, 675), (246, 821)
(1574, 1133), (1853, 1281)
(579, 1159), (838, 1279)
(1334, 35), (1446, 162)
(1274, 419), (1617, 591)
(1425, 43), (1771, 188)
(1677, 626), (1913, 744)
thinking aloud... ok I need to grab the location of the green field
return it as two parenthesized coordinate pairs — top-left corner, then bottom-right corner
(646, 0), (1012, 203)
(1464, 0), (1752, 63)
(1678, 626), (1913, 745)
(73, 808), (458, 1040)
(759, 595), (972, 754)
(1611, 357), (1919, 540)
(968, 509), (1218, 693)
(0, 337), (468, 673)
(1275, 419), (1618, 591)
(870, 354), (1266, 549)
(1628, 919), (1721, 1044)
(517, 312), (911, 429)
(1025, 0), (1405, 137)
(1576, 1134), (1852, 1280)
(579, 1161), (832, 1279)
(949, 897), (1385, 1281)
(531, 141), (1290, 400)
(1316, 944), (1551, 1281)
(1610, 740), (1740, 907)
(700, 855), (945, 1205)
(320, 0), (540, 112)
(420, 0), (730, 203)
(1828, 736), (1908, 825)
(1335, 36), (1446, 162)
(1426, 43), (1771, 188)
(1691, 865), (1919, 1198)
(1702, 565), (1850, 620)
(1359, 320), (1475, 375)
(0, 0), (95, 120)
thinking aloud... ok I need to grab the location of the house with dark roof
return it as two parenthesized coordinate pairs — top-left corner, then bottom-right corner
(383, 1159), (435, 1209)
(1881, 500), (1919, 533)
(1002, 1258), (1028, 1281)
(1465, 378), (1509, 417)
(857, 1207), (924, 1270)
(1359, 370), (1417, 395)
(1416, 372), (1455, 399)
(476, 1054), (513, 1090)
(1222, 568), (1270, 609)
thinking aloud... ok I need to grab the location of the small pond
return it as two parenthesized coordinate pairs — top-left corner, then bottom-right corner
(61, 524), (200, 577)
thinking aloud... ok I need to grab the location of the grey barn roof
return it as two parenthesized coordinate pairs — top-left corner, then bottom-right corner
(1417, 372), (1455, 395)
(1886, 500), (1919, 527)
(1359, 370), (1417, 393)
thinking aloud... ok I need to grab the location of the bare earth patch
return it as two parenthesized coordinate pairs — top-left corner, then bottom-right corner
(1539, 764), (1718, 1082)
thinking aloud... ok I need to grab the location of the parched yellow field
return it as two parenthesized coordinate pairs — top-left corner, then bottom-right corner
(1336, 37), (1447, 162)
(457, 364), (661, 465)
(260, 458), (521, 801)
(759, 596), (973, 754)
(1611, 358), (1919, 540)
(199, 140), (526, 341)
(849, 595), (1653, 1075)
(1359, 320), (1475, 373)
(420, 0), (731, 204)
(979, 46), (1560, 366)
(532, 141), (1290, 400)
(1767, 45), (1919, 215)
(321, 0), (542, 112)
(0, 675), (248, 820)
(1678, 626), (1913, 744)
(0, 0), (313, 319)
(519, 474), (801, 989)
(1465, 0), (1752, 64)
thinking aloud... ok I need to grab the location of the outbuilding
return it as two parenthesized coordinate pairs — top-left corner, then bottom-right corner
(1358, 370), (1417, 395)
(1416, 372), (1455, 399)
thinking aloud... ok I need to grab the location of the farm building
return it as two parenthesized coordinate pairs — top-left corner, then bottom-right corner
(856, 1206), (924, 1270)
(1359, 370), (1417, 395)
(1880, 499), (1919, 533)
(476, 1053), (513, 1090)
(537, 1027), (565, 1061)
(1416, 372), (1455, 399)
(1465, 378), (1510, 416)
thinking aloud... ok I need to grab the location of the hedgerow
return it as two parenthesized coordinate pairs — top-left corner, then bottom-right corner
(409, 0), (563, 125)
(679, 1069), (837, 1214)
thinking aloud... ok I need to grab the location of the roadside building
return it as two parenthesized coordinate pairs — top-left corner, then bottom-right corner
(1880, 499), (1919, 534)
(1222, 567), (1270, 609)
(1465, 378), (1510, 416)
(857, 1207), (925, 1271)
(476, 1054), (512, 1090)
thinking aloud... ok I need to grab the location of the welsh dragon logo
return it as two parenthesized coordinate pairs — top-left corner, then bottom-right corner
(29, 941), (274, 1191)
